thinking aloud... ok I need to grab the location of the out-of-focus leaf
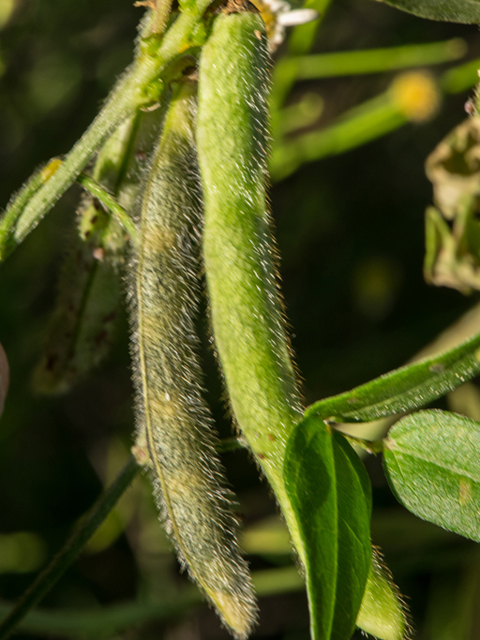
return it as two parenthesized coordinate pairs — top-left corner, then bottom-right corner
(384, 409), (480, 541)
(378, 0), (480, 24)
(424, 117), (480, 293)
(33, 109), (163, 394)
(305, 331), (480, 423)
(284, 415), (371, 640)
(32, 200), (125, 395)
(426, 118), (480, 221)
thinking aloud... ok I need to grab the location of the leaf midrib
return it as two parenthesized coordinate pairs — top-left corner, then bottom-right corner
(388, 442), (480, 484)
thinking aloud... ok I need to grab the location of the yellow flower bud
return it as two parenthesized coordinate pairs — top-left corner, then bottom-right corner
(390, 71), (441, 123)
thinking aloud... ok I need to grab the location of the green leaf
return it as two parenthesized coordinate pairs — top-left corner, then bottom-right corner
(378, 0), (480, 24)
(384, 409), (480, 542)
(305, 332), (480, 423)
(284, 415), (372, 640)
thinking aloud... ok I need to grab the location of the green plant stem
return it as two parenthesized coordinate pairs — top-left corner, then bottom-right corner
(151, 0), (174, 36)
(270, 94), (406, 181)
(253, 566), (304, 595)
(0, 431), (256, 640)
(289, 38), (466, 80)
(0, 599), (198, 639)
(340, 300), (480, 452)
(0, 159), (60, 260)
(441, 56), (480, 94)
(77, 173), (139, 248)
(270, 0), (333, 119)
(288, 0), (333, 55)
(271, 46), (478, 182)
(0, 458), (139, 640)
(0, 566), (304, 639)
(277, 93), (324, 135)
(0, 0), (212, 261)
(6, 74), (142, 255)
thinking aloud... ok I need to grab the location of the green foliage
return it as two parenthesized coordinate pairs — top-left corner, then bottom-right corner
(424, 116), (480, 293)
(284, 415), (371, 640)
(306, 331), (480, 423)
(379, 0), (480, 23)
(0, 159), (62, 261)
(384, 409), (480, 542)
(3, 0), (480, 639)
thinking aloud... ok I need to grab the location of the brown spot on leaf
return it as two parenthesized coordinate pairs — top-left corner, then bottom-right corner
(459, 478), (471, 506)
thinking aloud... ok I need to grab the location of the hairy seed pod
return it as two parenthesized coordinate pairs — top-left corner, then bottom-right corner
(197, 13), (401, 638)
(197, 10), (304, 549)
(131, 80), (257, 638)
(33, 110), (164, 394)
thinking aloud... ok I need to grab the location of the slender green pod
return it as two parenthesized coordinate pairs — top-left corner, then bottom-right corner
(197, 13), (407, 638)
(357, 548), (409, 640)
(33, 110), (164, 394)
(197, 8), (304, 550)
(132, 80), (257, 638)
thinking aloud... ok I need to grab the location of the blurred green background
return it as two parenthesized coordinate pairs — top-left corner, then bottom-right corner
(2, 0), (480, 638)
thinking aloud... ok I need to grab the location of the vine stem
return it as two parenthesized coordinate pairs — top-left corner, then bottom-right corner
(0, 74), (139, 261)
(151, 0), (174, 37)
(0, 458), (139, 640)
(0, 0), (213, 261)
(0, 159), (61, 260)
(0, 433), (250, 640)
(0, 566), (304, 638)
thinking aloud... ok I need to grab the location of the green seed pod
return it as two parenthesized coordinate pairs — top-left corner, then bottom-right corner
(357, 547), (409, 640)
(197, 9), (304, 547)
(132, 80), (257, 638)
(197, 12), (406, 638)
(33, 109), (164, 395)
